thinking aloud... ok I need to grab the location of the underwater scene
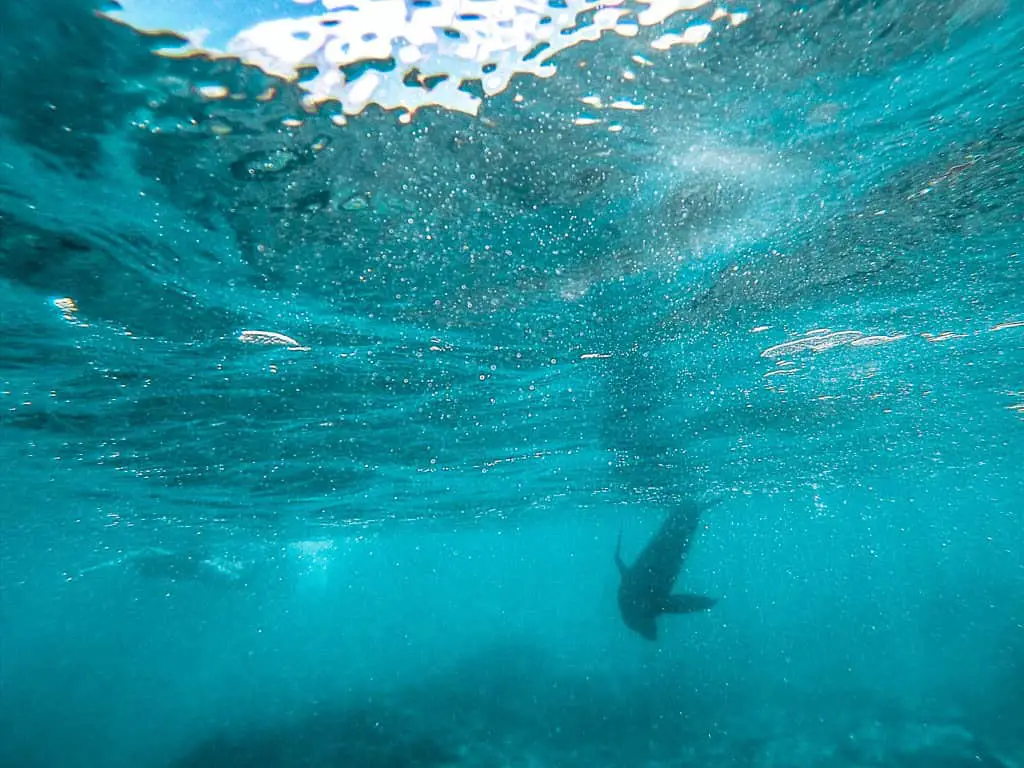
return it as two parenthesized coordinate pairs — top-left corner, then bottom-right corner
(1, 0), (1022, 766)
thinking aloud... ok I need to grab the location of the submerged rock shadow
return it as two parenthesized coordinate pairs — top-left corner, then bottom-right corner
(172, 704), (460, 768)
(168, 642), (705, 768)
(168, 638), (1024, 768)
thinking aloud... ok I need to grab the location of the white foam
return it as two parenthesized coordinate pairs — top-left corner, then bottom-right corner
(209, 0), (732, 117)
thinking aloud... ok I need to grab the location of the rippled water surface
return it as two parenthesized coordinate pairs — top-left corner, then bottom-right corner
(1, 1), (1022, 767)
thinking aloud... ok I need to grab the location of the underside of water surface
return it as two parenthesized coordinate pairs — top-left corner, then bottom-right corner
(0, 1), (1022, 767)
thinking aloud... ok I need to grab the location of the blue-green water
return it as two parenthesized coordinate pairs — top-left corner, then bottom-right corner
(1, 1), (1022, 766)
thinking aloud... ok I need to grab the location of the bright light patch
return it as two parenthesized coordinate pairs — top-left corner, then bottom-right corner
(238, 329), (310, 351)
(636, 0), (711, 26)
(609, 100), (645, 111)
(116, 0), (744, 119)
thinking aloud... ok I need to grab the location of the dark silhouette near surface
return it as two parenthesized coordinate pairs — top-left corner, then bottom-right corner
(615, 503), (718, 641)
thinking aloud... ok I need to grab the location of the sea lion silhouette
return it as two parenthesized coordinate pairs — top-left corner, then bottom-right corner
(615, 502), (718, 640)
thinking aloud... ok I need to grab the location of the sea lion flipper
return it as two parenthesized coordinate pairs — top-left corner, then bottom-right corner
(614, 525), (628, 576)
(661, 593), (717, 614)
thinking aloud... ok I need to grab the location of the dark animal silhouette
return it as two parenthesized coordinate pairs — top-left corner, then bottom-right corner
(615, 502), (718, 640)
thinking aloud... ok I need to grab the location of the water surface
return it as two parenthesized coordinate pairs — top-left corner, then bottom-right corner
(1, 1), (1022, 766)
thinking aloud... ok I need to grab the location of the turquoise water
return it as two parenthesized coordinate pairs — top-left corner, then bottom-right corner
(1, 0), (1022, 766)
